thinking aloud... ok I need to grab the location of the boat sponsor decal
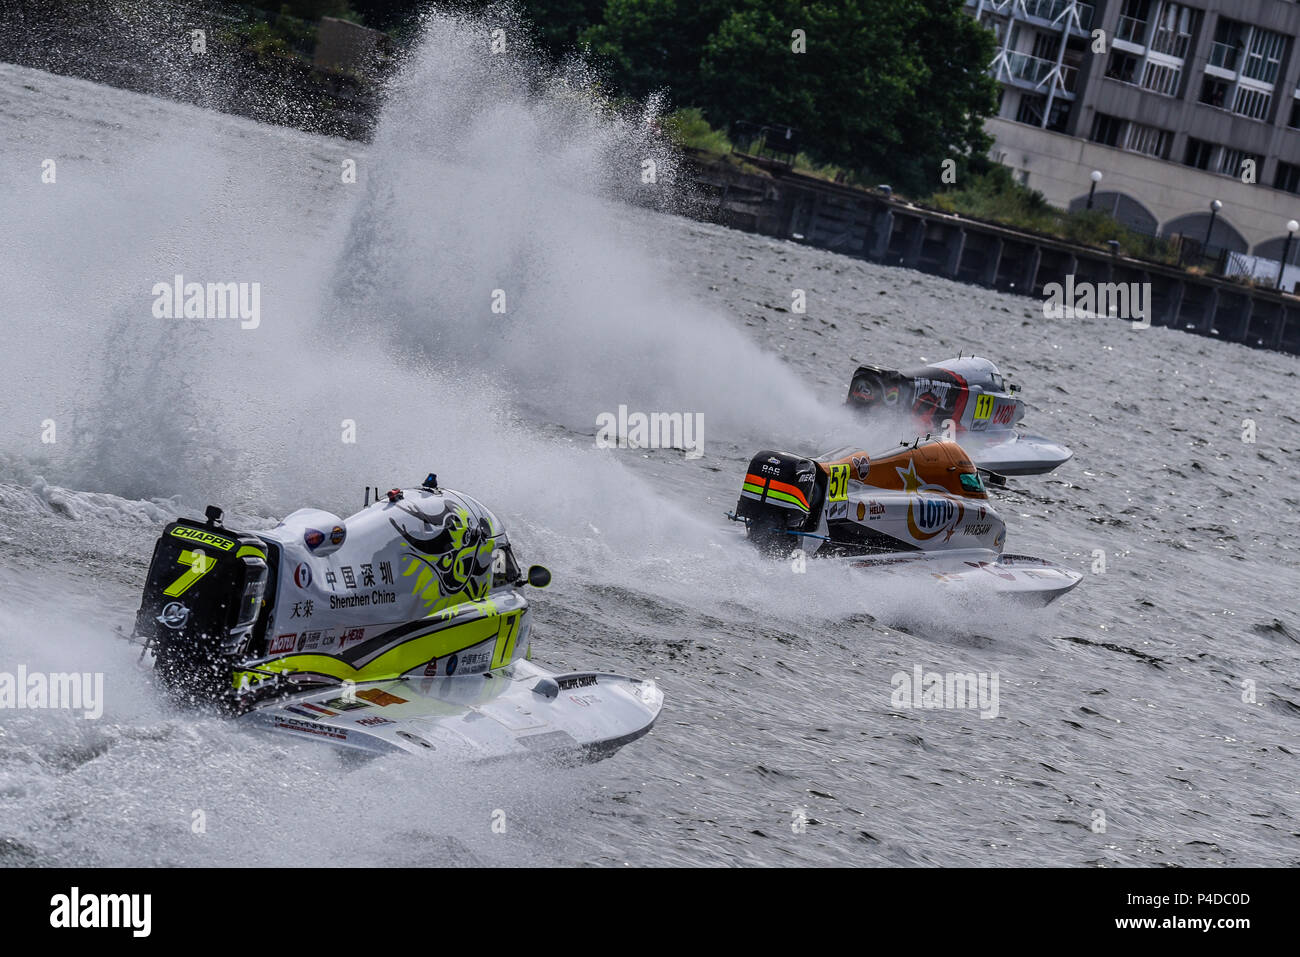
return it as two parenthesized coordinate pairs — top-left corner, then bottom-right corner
(357, 688), (408, 707)
(962, 523), (991, 537)
(329, 525), (346, 546)
(169, 526), (235, 550)
(304, 528), (326, 550)
(296, 630), (323, 652)
(274, 717), (347, 741)
(458, 650), (493, 674)
(335, 627), (366, 650)
(323, 696), (369, 712)
(569, 694), (600, 707)
(825, 499), (848, 520)
(268, 633), (297, 654)
(557, 674), (598, 691)
(157, 601), (190, 630)
(851, 455), (870, 481)
(300, 701), (338, 717)
(897, 459), (965, 543)
(356, 715), (394, 727)
(964, 560), (1017, 582)
(293, 562), (312, 588)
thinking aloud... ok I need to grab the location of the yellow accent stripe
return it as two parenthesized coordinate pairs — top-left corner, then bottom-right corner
(232, 610), (524, 688)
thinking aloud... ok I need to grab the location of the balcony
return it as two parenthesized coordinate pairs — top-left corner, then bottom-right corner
(1116, 15), (1148, 46)
(996, 51), (1079, 94)
(1241, 55), (1281, 86)
(1208, 41), (1240, 73)
(1022, 0), (1095, 32)
(967, 0), (1094, 34)
(1150, 27), (1191, 59)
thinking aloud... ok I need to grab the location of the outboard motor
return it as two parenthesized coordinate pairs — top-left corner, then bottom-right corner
(132, 507), (271, 707)
(846, 365), (909, 411)
(734, 451), (824, 553)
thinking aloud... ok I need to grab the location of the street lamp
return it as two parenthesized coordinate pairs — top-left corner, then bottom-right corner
(1086, 170), (1103, 210)
(1203, 199), (1222, 250)
(1276, 219), (1299, 291)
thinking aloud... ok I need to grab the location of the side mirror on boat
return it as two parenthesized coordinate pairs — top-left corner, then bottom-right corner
(526, 565), (551, 588)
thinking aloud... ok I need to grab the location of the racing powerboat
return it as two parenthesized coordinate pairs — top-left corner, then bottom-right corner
(729, 441), (1081, 604)
(129, 475), (662, 759)
(845, 356), (1071, 476)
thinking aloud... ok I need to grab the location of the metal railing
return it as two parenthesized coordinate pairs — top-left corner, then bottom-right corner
(971, 0), (1094, 32)
(997, 51), (1077, 92)
(1208, 41), (1240, 72)
(1241, 54), (1280, 85)
(1150, 27), (1191, 59)
(1116, 15), (1148, 45)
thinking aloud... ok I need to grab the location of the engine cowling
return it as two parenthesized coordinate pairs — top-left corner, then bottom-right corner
(133, 516), (270, 707)
(735, 451), (823, 553)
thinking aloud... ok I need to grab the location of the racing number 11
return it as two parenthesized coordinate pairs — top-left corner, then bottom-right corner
(973, 394), (995, 421)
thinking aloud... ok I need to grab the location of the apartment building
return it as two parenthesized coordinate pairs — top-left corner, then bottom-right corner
(969, 0), (1300, 260)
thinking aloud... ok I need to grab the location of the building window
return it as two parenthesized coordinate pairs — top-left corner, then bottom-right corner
(1141, 61), (1181, 96)
(1275, 161), (1300, 195)
(1016, 94), (1044, 126)
(1232, 86), (1272, 121)
(1150, 2), (1197, 59)
(1218, 147), (1261, 179)
(1200, 76), (1230, 108)
(1209, 18), (1244, 72)
(1107, 51), (1140, 84)
(1183, 137), (1213, 170)
(1289, 98), (1300, 129)
(1031, 32), (1061, 62)
(1242, 27), (1286, 85)
(1124, 122), (1173, 159)
(1090, 112), (1124, 147)
(1117, 0), (1151, 45)
(1015, 94), (1071, 132)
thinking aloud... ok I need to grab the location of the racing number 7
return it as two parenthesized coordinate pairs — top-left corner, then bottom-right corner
(164, 548), (215, 597)
(827, 464), (849, 502)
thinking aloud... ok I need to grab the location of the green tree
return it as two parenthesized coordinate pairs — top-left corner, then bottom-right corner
(580, 0), (734, 105)
(582, 0), (997, 194)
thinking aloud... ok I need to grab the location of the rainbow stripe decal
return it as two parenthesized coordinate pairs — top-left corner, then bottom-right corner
(742, 473), (810, 512)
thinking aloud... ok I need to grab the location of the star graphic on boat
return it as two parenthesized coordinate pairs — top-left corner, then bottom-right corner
(895, 459), (923, 493)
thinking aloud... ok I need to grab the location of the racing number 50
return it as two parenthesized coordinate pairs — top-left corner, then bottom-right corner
(827, 464), (849, 502)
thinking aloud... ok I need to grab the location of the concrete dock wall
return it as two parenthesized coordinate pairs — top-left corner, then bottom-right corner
(687, 155), (1300, 355)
